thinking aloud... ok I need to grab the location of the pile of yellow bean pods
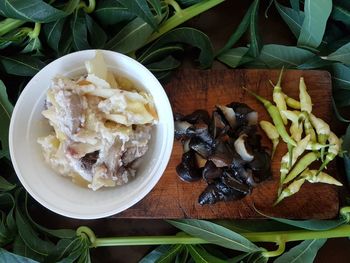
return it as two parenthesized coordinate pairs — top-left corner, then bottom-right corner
(245, 69), (343, 205)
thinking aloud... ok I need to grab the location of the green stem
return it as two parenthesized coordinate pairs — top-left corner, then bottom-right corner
(0, 18), (26, 36)
(146, 0), (225, 44)
(28, 23), (41, 39)
(86, 224), (350, 249)
(79, 0), (96, 13)
(261, 238), (286, 258)
(166, 0), (183, 14)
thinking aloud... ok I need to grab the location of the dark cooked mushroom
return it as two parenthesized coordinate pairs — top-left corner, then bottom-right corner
(221, 169), (251, 194)
(216, 105), (237, 128)
(208, 140), (233, 167)
(209, 111), (228, 138)
(234, 134), (254, 162)
(202, 161), (223, 183)
(249, 149), (272, 182)
(189, 137), (214, 159)
(234, 167), (257, 187)
(81, 151), (99, 171)
(176, 150), (202, 182)
(194, 123), (215, 146)
(227, 102), (257, 126)
(182, 109), (210, 125)
(174, 120), (195, 139)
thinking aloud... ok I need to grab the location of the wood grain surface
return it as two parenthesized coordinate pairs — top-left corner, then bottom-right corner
(115, 69), (339, 219)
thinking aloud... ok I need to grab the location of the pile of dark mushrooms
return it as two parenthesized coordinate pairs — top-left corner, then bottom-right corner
(174, 102), (272, 205)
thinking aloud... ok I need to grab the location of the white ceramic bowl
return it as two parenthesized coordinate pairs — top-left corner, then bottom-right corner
(9, 50), (174, 219)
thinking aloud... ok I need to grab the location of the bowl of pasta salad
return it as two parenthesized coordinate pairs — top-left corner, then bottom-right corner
(9, 50), (174, 219)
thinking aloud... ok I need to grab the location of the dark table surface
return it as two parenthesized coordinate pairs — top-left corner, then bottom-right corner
(33, 1), (350, 262)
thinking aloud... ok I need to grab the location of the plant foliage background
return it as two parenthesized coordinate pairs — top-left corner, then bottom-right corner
(1, 0), (350, 262)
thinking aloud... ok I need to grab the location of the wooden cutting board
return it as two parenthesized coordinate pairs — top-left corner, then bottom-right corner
(115, 69), (339, 219)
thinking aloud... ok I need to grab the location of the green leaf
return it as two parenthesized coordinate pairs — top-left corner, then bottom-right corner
(217, 47), (250, 68)
(21, 37), (41, 54)
(187, 245), (226, 263)
(177, 0), (202, 7)
(0, 0), (67, 23)
(228, 253), (250, 263)
(85, 14), (107, 49)
(94, 0), (135, 25)
(175, 247), (189, 263)
(325, 42), (350, 64)
(332, 63), (350, 90)
(105, 17), (154, 54)
(148, 0), (162, 16)
(15, 206), (55, 256)
(214, 219), (297, 233)
(253, 44), (315, 68)
(274, 239), (326, 263)
(146, 56), (180, 72)
(13, 235), (44, 262)
(248, 0), (261, 58)
(274, 1), (304, 39)
(0, 176), (15, 191)
(138, 44), (184, 64)
(217, 1), (254, 55)
(57, 24), (73, 56)
(297, 56), (332, 69)
(118, 0), (158, 29)
(0, 248), (39, 262)
(43, 18), (66, 51)
(343, 154), (350, 184)
(331, 4), (350, 27)
(342, 124), (350, 152)
(297, 0), (332, 50)
(153, 70), (173, 82)
(167, 220), (260, 253)
(0, 80), (13, 157)
(334, 89), (350, 107)
(139, 245), (172, 263)
(247, 252), (268, 263)
(156, 244), (183, 263)
(141, 27), (214, 68)
(70, 9), (90, 51)
(0, 55), (45, 76)
(290, 0), (300, 10)
(47, 237), (83, 262)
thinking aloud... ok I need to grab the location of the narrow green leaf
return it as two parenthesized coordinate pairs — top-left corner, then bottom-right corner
(70, 9), (90, 51)
(217, 1), (254, 55)
(46, 237), (83, 262)
(274, 1), (304, 38)
(325, 42), (350, 64)
(274, 239), (326, 263)
(139, 245), (172, 263)
(297, 0), (332, 49)
(257, 210), (347, 230)
(0, 150), (8, 159)
(146, 56), (180, 72)
(153, 70), (173, 82)
(105, 17), (154, 54)
(247, 252), (268, 263)
(0, 0), (67, 23)
(253, 44), (315, 68)
(0, 80), (13, 157)
(94, 0), (135, 25)
(118, 0), (158, 29)
(228, 253), (250, 263)
(187, 245), (226, 263)
(175, 247), (189, 263)
(177, 0), (202, 7)
(85, 14), (107, 49)
(0, 55), (45, 76)
(332, 63), (350, 90)
(43, 18), (66, 51)
(217, 47), (249, 68)
(0, 176), (15, 191)
(342, 125), (350, 154)
(148, 0), (162, 16)
(0, 247), (39, 262)
(15, 206), (55, 256)
(138, 44), (184, 64)
(290, 0), (300, 10)
(141, 27), (214, 68)
(248, 0), (261, 58)
(21, 37), (41, 54)
(13, 235), (44, 262)
(297, 56), (332, 69)
(332, 96), (350, 123)
(57, 25), (73, 56)
(331, 4), (350, 27)
(156, 245), (183, 263)
(334, 89), (350, 107)
(343, 154), (350, 184)
(167, 220), (260, 253)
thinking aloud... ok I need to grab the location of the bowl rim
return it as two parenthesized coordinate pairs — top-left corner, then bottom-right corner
(9, 49), (174, 219)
